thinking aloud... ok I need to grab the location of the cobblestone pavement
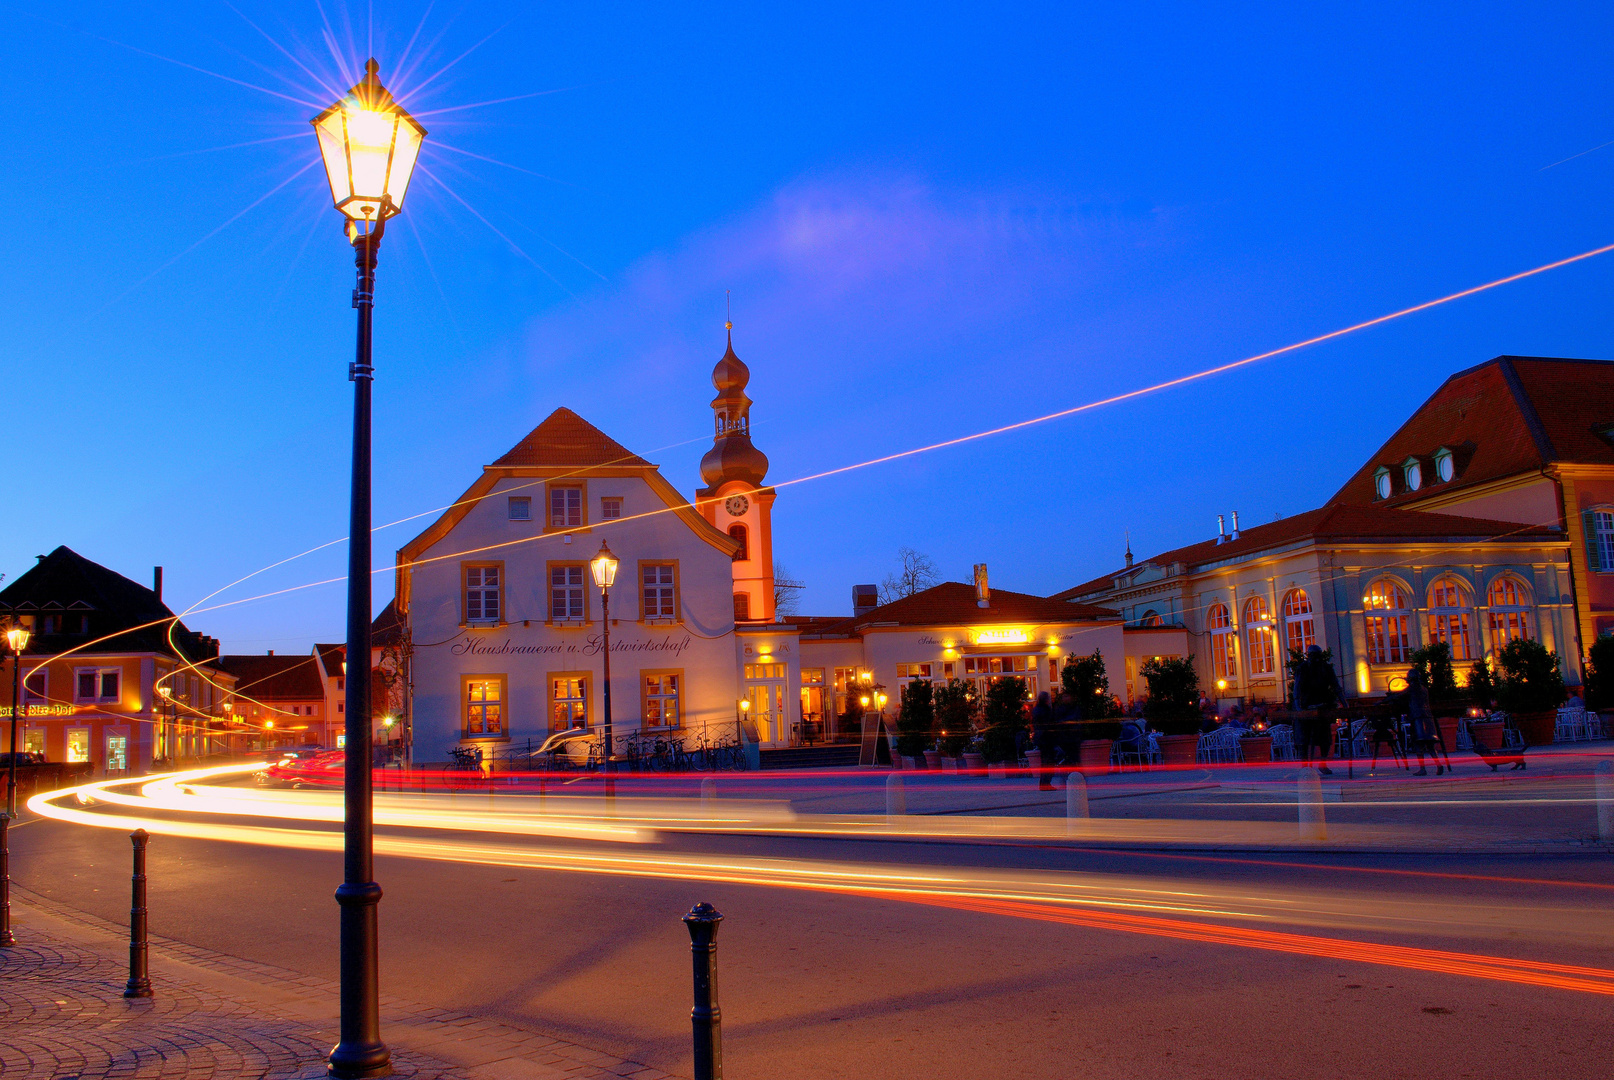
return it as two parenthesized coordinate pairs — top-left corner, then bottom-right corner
(2, 891), (676, 1080)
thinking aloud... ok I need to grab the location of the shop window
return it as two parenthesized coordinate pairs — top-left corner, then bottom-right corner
(1282, 589), (1315, 656)
(464, 677), (504, 737)
(729, 524), (748, 561)
(550, 564), (586, 621)
(464, 564), (502, 624)
(549, 485), (583, 529)
(507, 496), (531, 521)
(1426, 576), (1474, 660)
(1208, 603), (1237, 682)
(1242, 596), (1275, 676)
(66, 728), (90, 763)
(1487, 576), (1533, 647)
(550, 675), (588, 731)
(642, 671), (682, 728)
(642, 563), (678, 621)
(1364, 578), (1413, 664)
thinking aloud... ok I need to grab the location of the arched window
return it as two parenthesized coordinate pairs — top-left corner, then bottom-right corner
(1138, 610), (1164, 627)
(1242, 596), (1275, 676)
(728, 524), (748, 562)
(1207, 603), (1237, 683)
(1282, 589), (1315, 656)
(733, 592), (750, 621)
(1363, 578), (1413, 664)
(1426, 576), (1474, 660)
(1487, 576), (1532, 647)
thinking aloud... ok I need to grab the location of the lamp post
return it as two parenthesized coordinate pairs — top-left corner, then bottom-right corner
(157, 685), (173, 764)
(312, 57), (425, 1080)
(590, 541), (620, 802)
(2, 624), (30, 948)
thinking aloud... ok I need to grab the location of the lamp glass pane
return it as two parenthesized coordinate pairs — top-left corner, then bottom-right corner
(386, 119), (424, 211)
(314, 112), (351, 205)
(345, 108), (395, 215)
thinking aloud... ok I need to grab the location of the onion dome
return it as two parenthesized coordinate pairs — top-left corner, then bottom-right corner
(699, 323), (769, 490)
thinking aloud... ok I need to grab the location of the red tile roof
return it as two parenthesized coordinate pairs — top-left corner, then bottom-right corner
(1055, 504), (1563, 600)
(811, 581), (1117, 635)
(491, 407), (650, 469)
(1331, 356), (1614, 508)
(215, 654), (326, 700)
(314, 643), (345, 678)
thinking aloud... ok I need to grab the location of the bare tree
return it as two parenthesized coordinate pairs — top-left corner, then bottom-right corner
(879, 547), (939, 605)
(774, 564), (805, 617)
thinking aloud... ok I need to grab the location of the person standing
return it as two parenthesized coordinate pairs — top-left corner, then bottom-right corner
(1406, 667), (1443, 776)
(1294, 645), (1341, 776)
(1030, 690), (1056, 791)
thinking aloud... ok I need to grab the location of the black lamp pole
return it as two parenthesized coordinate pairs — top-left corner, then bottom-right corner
(2, 639), (23, 948)
(600, 584), (614, 805)
(328, 223), (389, 1080)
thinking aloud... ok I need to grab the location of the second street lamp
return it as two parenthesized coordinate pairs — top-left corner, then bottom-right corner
(2, 623), (31, 948)
(590, 541), (620, 803)
(312, 57), (426, 1080)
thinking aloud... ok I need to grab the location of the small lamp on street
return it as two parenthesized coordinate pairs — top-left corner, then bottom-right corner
(590, 542), (620, 798)
(312, 57), (425, 1080)
(2, 623), (31, 948)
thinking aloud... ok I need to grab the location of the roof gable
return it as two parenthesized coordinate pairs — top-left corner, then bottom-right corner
(491, 407), (650, 468)
(215, 654), (326, 699)
(818, 581), (1116, 634)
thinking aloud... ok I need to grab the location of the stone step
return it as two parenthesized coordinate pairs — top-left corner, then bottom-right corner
(759, 744), (862, 770)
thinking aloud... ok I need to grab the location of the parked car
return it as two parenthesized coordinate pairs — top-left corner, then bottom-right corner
(256, 749), (343, 788)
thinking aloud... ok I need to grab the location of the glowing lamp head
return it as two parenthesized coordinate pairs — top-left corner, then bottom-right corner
(739, 699), (751, 713)
(382, 715), (396, 729)
(264, 720), (274, 730)
(4, 626), (28, 653)
(158, 685), (172, 700)
(590, 540), (620, 590)
(1216, 679), (1227, 691)
(859, 695), (871, 708)
(311, 59), (427, 231)
(876, 693), (888, 707)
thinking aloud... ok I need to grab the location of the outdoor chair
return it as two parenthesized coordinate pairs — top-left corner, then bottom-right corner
(1268, 724), (1297, 761)
(1555, 707), (1589, 743)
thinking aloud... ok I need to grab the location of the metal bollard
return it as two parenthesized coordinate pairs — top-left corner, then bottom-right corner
(1596, 760), (1614, 844)
(1065, 772), (1089, 835)
(123, 829), (152, 998)
(885, 772), (906, 821)
(701, 777), (716, 816)
(0, 812), (14, 948)
(683, 902), (723, 1080)
(1298, 767), (1327, 842)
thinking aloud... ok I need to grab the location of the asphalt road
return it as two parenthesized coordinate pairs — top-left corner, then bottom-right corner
(11, 799), (1614, 1080)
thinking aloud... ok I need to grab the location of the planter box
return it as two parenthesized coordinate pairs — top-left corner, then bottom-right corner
(923, 751), (942, 769)
(962, 752), (985, 775)
(987, 763), (1009, 779)
(1470, 720), (1506, 750)
(1025, 750), (1042, 773)
(1242, 735), (1272, 764)
(1078, 739), (1113, 771)
(1158, 733), (1198, 766)
(1436, 716), (1461, 753)
(1513, 710), (1557, 747)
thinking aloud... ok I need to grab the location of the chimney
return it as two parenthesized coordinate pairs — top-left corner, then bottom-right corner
(1231, 511), (1240, 541)
(153, 566), (163, 602)
(852, 584), (879, 617)
(973, 563), (990, 608)
(1216, 516), (1226, 545)
(266, 649), (274, 656)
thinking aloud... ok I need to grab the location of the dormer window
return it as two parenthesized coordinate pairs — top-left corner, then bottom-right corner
(1373, 467), (1392, 500)
(1434, 446), (1454, 483)
(1402, 457), (1422, 492)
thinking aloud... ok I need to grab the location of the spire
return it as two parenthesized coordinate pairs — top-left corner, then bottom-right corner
(1125, 532), (1133, 568)
(699, 319), (768, 492)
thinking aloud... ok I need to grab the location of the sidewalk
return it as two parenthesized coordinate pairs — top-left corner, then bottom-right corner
(3, 889), (674, 1080)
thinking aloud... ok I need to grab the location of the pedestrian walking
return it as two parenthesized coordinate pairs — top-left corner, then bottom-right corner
(1406, 667), (1444, 776)
(1030, 690), (1056, 790)
(1293, 645), (1341, 776)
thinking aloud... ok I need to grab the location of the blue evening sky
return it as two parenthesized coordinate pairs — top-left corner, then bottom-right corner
(3, 2), (1612, 650)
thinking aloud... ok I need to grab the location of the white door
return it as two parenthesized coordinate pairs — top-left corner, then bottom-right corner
(745, 681), (788, 745)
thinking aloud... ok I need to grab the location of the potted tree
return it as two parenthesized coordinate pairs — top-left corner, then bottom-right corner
(1063, 651), (1118, 770)
(1142, 657), (1201, 764)
(934, 679), (977, 772)
(981, 676), (1028, 778)
(1412, 642), (1467, 753)
(897, 678), (936, 769)
(1495, 638), (1567, 746)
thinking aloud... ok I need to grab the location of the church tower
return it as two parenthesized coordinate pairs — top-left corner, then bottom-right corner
(697, 322), (775, 623)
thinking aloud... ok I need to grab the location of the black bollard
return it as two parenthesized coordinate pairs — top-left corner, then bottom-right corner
(1, 812), (14, 948)
(123, 829), (152, 998)
(683, 902), (723, 1080)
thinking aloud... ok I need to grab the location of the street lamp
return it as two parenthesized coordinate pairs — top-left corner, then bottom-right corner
(2, 623), (30, 948)
(312, 57), (425, 1080)
(590, 541), (619, 800)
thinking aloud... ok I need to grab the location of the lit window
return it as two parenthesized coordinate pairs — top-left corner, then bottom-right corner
(1282, 589), (1315, 656)
(1374, 468), (1392, 500)
(464, 678), (503, 737)
(549, 486), (583, 528)
(643, 672), (681, 728)
(642, 563), (677, 621)
(1138, 610), (1164, 627)
(464, 565), (501, 623)
(1434, 447), (1455, 483)
(1364, 579), (1413, 664)
(1487, 576), (1532, 647)
(74, 668), (120, 703)
(508, 496), (531, 521)
(601, 498), (622, 520)
(551, 565), (585, 621)
(551, 675), (588, 731)
(1208, 603), (1237, 682)
(1243, 596), (1275, 676)
(1426, 576), (1474, 660)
